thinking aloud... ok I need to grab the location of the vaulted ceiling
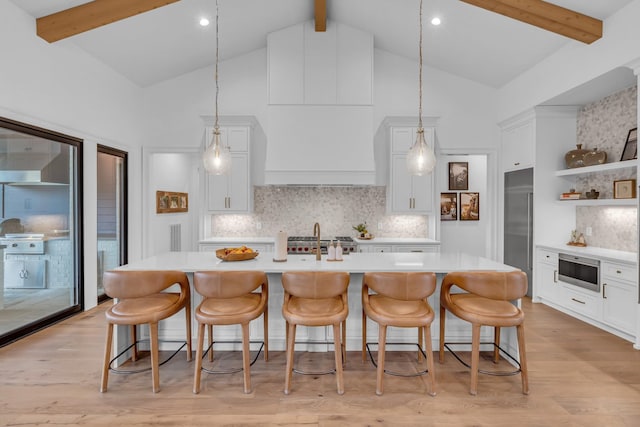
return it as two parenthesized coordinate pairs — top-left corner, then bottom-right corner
(8, 0), (636, 88)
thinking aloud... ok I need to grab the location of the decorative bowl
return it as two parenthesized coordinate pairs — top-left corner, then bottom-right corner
(216, 247), (259, 261)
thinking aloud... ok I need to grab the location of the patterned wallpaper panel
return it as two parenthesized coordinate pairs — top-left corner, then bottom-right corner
(210, 186), (428, 238)
(574, 85), (637, 252)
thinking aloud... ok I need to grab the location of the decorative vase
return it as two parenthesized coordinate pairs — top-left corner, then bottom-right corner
(565, 144), (590, 168)
(583, 148), (607, 166)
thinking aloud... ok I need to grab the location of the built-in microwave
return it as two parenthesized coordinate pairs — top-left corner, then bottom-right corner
(558, 253), (600, 293)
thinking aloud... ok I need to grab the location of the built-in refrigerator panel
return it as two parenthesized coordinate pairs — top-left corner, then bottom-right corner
(504, 168), (534, 297)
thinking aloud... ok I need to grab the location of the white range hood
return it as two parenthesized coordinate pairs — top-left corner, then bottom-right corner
(265, 105), (375, 185)
(264, 20), (375, 185)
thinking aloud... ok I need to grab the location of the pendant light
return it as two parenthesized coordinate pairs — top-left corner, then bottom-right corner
(203, 0), (231, 175)
(406, 0), (436, 176)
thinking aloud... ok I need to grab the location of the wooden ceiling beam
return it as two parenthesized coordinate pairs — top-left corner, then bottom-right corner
(460, 0), (602, 44)
(36, 0), (181, 43)
(315, 0), (327, 32)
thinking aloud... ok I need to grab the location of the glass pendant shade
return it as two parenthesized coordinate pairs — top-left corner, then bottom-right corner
(406, 127), (436, 176)
(203, 128), (231, 175)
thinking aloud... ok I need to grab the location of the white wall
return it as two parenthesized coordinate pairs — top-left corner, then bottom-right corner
(497, 0), (640, 121)
(0, 0), (145, 310)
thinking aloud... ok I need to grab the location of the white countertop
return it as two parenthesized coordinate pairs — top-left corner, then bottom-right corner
(200, 237), (276, 244)
(354, 237), (440, 245)
(118, 251), (514, 274)
(537, 243), (637, 264)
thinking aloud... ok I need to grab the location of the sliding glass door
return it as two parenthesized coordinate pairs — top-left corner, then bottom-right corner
(0, 117), (83, 346)
(96, 146), (127, 301)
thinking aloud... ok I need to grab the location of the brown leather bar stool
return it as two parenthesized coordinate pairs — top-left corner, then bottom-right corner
(362, 272), (437, 396)
(100, 270), (192, 393)
(439, 270), (529, 395)
(192, 271), (268, 394)
(281, 271), (349, 395)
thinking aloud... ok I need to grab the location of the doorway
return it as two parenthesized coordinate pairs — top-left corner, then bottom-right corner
(96, 146), (127, 302)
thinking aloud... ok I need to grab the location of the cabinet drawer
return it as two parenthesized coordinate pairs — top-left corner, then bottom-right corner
(560, 285), (601, 318)
(601, 261), (636, 284)
(536, 249), (558, 265)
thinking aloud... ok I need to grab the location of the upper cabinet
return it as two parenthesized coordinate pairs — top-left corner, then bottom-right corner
(267, 21), (373, 105)
(387, 122), (436, 214)
(500, 111), (535, 172)
(202, 117), (257, 214)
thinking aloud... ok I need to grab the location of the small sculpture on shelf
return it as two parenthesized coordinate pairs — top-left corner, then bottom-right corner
(585, 188), (600, 199)
(567, 229), (587, 247)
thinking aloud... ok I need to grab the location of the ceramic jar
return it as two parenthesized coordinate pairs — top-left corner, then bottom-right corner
(583, 148), (607, 166)
(564, 144), (590, 168)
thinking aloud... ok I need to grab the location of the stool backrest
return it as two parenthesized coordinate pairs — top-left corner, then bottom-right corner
(193, 271), (268, 298)
(363, 272), (436, 300)
(103, 270), (190, 299)
(442, 271), (528, 301)
(282, 271), (349, 299)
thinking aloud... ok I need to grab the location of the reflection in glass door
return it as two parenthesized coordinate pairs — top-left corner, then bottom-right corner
(0, 117), (83, 346)
(97, 146), (127, 301)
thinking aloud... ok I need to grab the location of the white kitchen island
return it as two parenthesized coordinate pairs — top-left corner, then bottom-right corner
(113, 251), (519, 357)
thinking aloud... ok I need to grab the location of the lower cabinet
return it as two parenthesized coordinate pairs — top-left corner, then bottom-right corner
(359, 243), (440, 253)
(535, 246), (638, 342)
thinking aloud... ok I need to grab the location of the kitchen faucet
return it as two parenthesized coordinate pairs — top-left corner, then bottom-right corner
(313, 222), (321, 261)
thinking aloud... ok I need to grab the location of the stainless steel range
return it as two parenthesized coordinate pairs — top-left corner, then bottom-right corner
(287, 236), (357, 255)
(2, 233), (46, 289)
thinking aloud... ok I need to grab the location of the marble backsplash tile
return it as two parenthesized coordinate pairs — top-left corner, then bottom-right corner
(573, 85), (638, 252)
(210, 186), (428, 238)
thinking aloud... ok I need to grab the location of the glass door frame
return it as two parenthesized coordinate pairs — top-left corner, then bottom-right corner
(0, 117), (84, 347)
(96, 145), (128, 303)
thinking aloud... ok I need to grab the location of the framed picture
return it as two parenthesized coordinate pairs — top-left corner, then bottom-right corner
(449, 162), (468, 190)
(460, 192), (480, 221)
(156, 191), (188, 213)
(440, 192), (458, 221)
(620, 128), (637, 161)
(613, 179), (636, 199)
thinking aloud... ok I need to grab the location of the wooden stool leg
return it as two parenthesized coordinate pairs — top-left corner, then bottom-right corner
(333, 323), (345, 395)
(242, 322), (251, 394)
(208, 325), (214, 362)
(493, 326), (501, 363)
(100, 322), (114, 392)
(362, 309), (367, 362)
(424, 325), (436, 396)
(193, 323), (205, 394)
(376, 324), (387, 396)
(263, 307), (269, 362)
(517, 324), (529, 395)
(185, 302), (192, 362)
(470, 323), (481, 396)
(439, 305), (446, 363)
(149, 322), (160, 393)
(130, 325), (138, 362)
(284, 323), (296, 395)
(418, 326), (424, 362)
(341, 320), (347, 364)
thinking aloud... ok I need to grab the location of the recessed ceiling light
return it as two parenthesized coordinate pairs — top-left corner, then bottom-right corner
(431, 17), (441, 26)
(199, 17), (210, 27)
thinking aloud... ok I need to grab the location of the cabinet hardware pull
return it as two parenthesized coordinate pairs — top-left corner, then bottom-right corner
(571, 298), (586, 305)
(603, 283), (607, 299)
(514, 162), (520, 166)
(553, 270), (558, 283)
(616, 270), (622, 274)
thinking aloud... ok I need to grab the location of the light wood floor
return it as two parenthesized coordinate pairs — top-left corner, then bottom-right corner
(1, 298), (640, 426)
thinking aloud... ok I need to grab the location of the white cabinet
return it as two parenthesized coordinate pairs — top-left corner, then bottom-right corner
(357, 241), (440, 253)
(204, 125), (252, 213)
(500, 114), (534, 172)
(388, 126), (435, 214)
(534, 245), (638, 342)
(601, 261), (638, 335)
(199, 242), (272, 254)
(535, 248), (561, 302)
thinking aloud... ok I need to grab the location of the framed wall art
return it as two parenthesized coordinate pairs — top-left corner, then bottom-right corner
(449, 162), (468, 190)
(613, 179), (636, 199)
(156, 191), (188, 213)
(440, 192), (458, 221)
(620, 127), (637, 161)
(460, 192), (480, 221)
